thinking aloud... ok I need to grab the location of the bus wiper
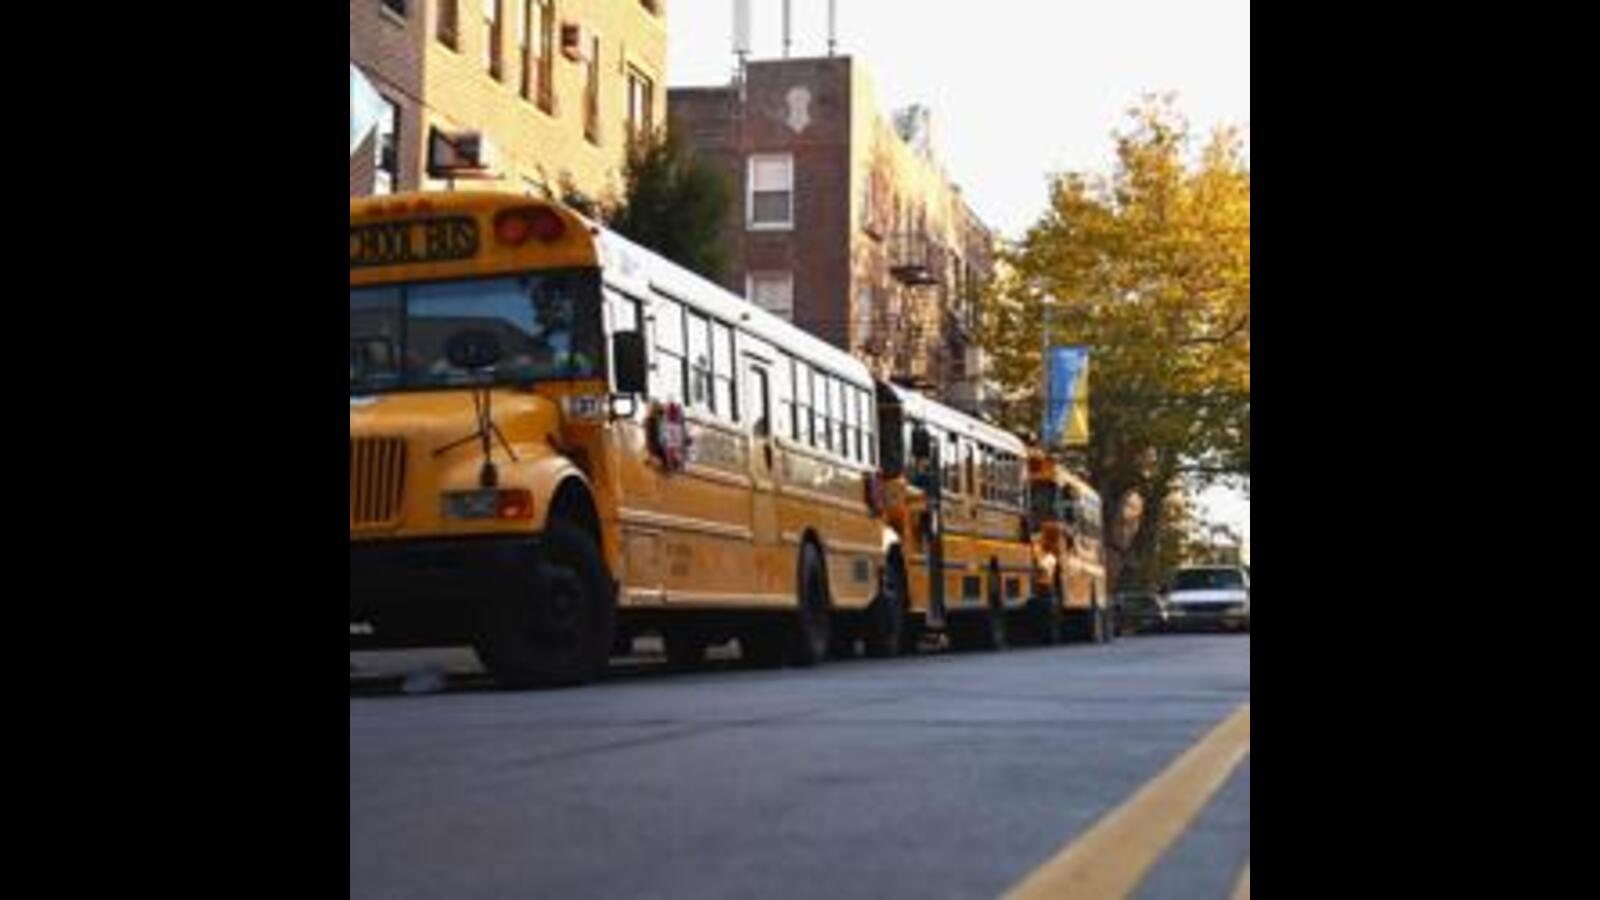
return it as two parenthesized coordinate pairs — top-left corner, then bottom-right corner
(433, 331), (519, 488)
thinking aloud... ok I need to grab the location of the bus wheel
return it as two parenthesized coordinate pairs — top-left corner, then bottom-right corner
(663, 629), (710, 671)
(477, 520), (614, 689)
(863, 554), (908, 658)
(790, 542), (832, 667)
(1033, 578), (1063, 646)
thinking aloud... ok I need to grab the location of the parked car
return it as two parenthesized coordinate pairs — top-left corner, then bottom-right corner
(1114, 589), (1169, 633)
(1162, 566), (1250, 632)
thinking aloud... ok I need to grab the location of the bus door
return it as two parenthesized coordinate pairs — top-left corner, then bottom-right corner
(911, 424), (946, 628)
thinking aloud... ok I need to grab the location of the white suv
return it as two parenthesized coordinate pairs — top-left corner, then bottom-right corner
(1163, 566), (1250, 632)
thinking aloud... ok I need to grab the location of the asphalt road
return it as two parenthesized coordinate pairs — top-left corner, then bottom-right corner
(350, 633), (1251, 899)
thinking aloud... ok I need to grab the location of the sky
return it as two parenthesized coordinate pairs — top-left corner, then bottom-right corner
(667, 0), (1251, 544)
(667, 0), (1250, 237)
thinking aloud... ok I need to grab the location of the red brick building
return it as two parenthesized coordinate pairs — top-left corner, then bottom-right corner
(670, 56), (997, 415)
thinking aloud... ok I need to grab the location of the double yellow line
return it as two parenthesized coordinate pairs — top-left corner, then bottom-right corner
(1004, 703), (1251, 900)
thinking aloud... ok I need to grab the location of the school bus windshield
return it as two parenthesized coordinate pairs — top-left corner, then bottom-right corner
(349, 268), (603, 394)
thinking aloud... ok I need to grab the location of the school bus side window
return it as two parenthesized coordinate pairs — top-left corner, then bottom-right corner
(795, 361), (814, 446)
(830, 377), (847, 459)
(687, 309), (713, 412)
(652, 297), (686, 404)
(834, 377), (848, 458)
(713, 320), (738, 422)
(944, 434), (961, 494)
(773, 351), (793, 440)
(842, 383), (857, 462)
(819, 373), (835, 452)
(811, 371), (826, 451)
(857, 385), (870, 458)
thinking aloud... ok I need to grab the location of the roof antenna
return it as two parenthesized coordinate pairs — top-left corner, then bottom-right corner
(732, 0), (751, 98)
(782, 0), (792, 58)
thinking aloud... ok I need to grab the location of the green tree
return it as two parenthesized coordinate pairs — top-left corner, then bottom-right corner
(605, 128), (731, 282)
(983, 95), (1250, 588)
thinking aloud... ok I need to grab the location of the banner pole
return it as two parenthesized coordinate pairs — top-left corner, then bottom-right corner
(1041, 296), (1051, 448)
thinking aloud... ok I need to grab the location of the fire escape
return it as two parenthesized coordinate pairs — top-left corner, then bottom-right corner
(887, 229), (948, 390)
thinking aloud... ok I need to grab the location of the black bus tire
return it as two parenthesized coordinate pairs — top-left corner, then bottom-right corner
(477, 519), (614, 689)
(863, 554), (908, 658)
(790, 542), (832, 667)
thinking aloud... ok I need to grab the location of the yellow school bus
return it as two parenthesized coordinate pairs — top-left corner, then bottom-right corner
(874, 382), (1034, 651)
(350, 192), (890, 686)
(1026, 452), (1111, 643)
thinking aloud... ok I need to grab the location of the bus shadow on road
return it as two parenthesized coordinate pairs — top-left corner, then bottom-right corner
(347, 631), (1199, 697)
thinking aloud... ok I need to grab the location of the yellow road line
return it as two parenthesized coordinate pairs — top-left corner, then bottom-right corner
(1004, 702), (1251, 900)
(1231, 863), (1250, 900)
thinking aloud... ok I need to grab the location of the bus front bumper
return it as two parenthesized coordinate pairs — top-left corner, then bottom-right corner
(349, 535), (544, 649)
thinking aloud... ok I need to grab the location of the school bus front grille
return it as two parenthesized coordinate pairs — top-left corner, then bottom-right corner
(350, 437), (407, 528)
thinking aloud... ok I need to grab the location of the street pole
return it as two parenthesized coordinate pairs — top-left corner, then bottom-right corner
(1040, 295), (1052, 451)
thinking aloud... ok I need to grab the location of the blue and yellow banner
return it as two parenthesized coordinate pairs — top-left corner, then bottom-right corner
(1043, 346), (1090, 447)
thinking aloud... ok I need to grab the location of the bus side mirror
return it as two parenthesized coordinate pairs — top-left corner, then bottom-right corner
(612, 331), (647, 394)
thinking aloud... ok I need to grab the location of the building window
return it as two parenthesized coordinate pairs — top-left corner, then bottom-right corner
(584, 35), (602, 144)
(854, 287), (873, 347)
(517, 1), (530, 95)
(517, 0), (554, 111)
(748, 154), (794, 229)
(485, 0), (503, 80)
(626, 67), (654, 142)
(747, 271), (794, 321)
(517, 2), (533, 101)
(381, 0), (407, 20)
(437, 0), (459, 48)
(374, 96), (401, 195)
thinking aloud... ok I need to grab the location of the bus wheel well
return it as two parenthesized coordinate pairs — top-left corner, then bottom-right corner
(801, 529), (830, 601)
(549, 479), (600, 544)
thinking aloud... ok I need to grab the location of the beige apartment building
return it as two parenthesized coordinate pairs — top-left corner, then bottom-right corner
(350, 0), (667, 206)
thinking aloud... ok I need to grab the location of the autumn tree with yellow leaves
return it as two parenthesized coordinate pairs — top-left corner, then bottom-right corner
(983, 96), (1249, 588)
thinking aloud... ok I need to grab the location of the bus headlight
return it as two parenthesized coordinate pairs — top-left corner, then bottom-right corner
(442, 489), (534, 520)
